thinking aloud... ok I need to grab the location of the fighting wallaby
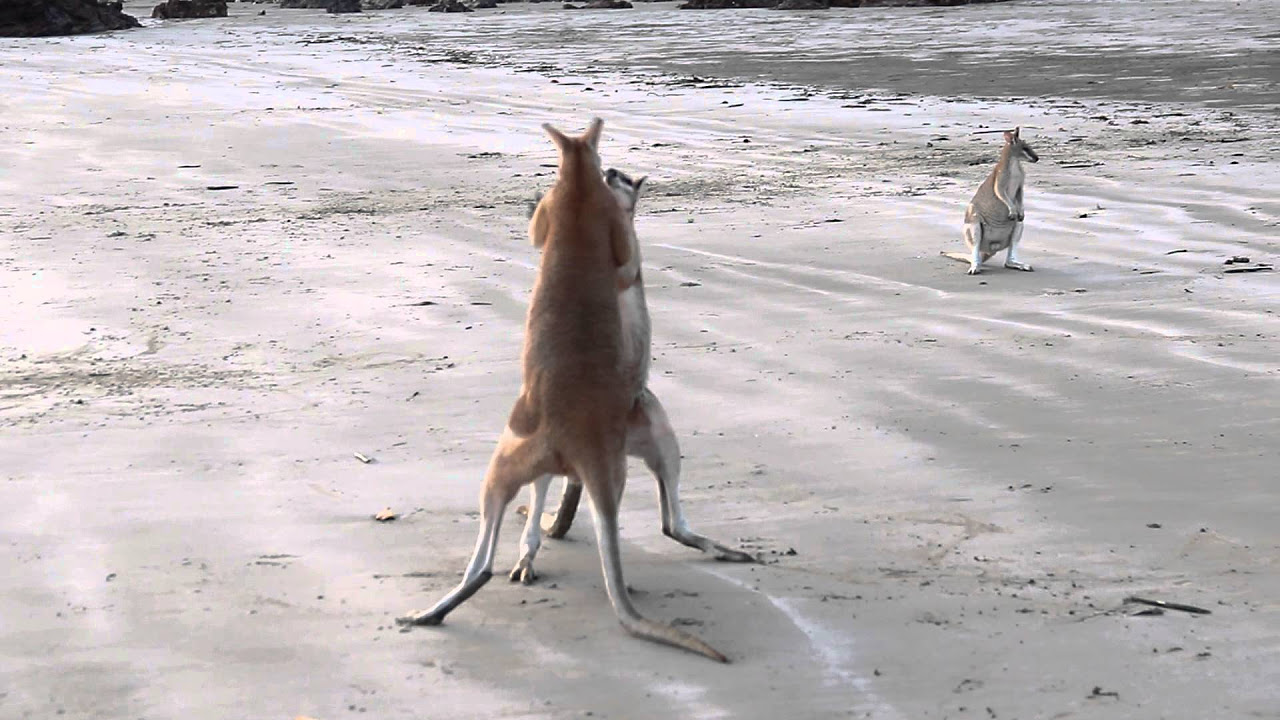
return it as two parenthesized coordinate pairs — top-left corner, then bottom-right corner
(514, 168), (754, 566)
(518, 168), (645, 543)
(397, 122), (750, 663)
(943, 127), (1040, 275)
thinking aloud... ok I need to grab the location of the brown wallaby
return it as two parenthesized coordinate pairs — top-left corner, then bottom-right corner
(943, 127), (1040, 275)
(397, 123), (749, 663)
(513, 168), (754, 567)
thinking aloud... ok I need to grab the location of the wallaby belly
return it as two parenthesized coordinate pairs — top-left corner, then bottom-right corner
(618, 283), (651, 395)
(980, 220), (1016, 256)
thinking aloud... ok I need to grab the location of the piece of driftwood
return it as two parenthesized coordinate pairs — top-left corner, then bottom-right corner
(1125, 596), (1211, 615)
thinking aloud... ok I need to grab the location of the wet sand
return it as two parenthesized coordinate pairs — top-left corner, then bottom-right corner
(1, 2), (1278, 719)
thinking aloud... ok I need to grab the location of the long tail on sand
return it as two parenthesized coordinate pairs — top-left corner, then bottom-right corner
(940, 251), (972, 264)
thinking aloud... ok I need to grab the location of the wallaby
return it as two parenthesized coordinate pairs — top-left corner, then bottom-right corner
(518, 168), (644, 542)
(942, 127), (1040, 275)
(397, 122), (749, 663)
(512, 168), (754, 569)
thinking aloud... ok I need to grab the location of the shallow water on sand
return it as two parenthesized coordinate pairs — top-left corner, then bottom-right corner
(352, 0), (1280, 110)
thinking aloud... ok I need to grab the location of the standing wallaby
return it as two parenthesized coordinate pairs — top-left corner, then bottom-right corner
(519, 168), (644, 543)
(397, 122), (749, 663)
(513, 168), (754, 569)
(943, 127), (1040, 275)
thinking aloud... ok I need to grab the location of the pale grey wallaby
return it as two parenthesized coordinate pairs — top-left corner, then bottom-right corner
(943, 127), (1040, 275)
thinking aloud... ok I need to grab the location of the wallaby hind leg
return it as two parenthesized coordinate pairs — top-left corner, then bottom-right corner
(1003, 221), (1034, 272)
(580, 452), (730, 663)
(509, 474), (552, 584)
(630, 390), (754, 563)
(397, 428), (546, 627)
(964, 222), (984, 275)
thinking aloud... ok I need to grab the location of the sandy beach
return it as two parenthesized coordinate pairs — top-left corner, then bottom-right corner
(2, 1), (1278, 718)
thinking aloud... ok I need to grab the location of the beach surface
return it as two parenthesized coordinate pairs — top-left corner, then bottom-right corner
(2, 1), (1278, 718)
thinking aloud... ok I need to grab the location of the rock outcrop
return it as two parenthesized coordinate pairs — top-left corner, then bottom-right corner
(1, 0), (139, 36)
(683, 0), (1006, 7)
(151, 0), (228, 18)
(678, 0), (774, 8)
(327, 0), (360, 11)
(427, 0), (472, 11)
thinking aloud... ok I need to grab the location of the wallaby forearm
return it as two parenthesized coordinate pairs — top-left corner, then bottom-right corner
(992, 172), (1017, 215)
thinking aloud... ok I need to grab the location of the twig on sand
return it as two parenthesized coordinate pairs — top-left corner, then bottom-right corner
(1223, 264), (1273, 274)
(1125, 596), (1211, 615)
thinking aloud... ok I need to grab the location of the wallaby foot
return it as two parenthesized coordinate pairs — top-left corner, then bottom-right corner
(508, 557), (537, 585)
(401, 426), (547, 628)
(664, 526), (756, 562)
(507, 474), (552, 585)
(629, 390), (757, 564)
(940, 251), (984, 275)
(1004, 222), (1031, 272)
(397, 570), (493, 627)
(584, 464), (731, 663)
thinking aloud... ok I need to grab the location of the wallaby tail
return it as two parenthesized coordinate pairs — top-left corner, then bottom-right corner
(940, 251), (972, 264)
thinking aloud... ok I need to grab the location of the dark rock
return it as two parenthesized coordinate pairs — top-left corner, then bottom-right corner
(471, 0), (496, 7)
(1, 0), (140, 36)
(681, 0), (1008, 6)
(566, 0), (631, 7)
(830, 0), (1008, 5)
(678, 0), (774, 8)
(278, 0), (329, 7)
(362, 0), (403, 8)
(327, 0), (360, 10)
(427, 0), (472, 10)
(151, 0), (227, 18)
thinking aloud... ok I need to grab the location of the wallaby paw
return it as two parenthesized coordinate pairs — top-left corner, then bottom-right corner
(508, 558), (538, 585)
(1005, 262), (1034, 272)
(966, 265), (983, 275)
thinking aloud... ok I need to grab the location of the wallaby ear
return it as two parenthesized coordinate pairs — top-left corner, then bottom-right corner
(1003, 129), (1015, 143)
(582, 117), (604, 152)
(633, 176), (647, 198)
(1013, 126), (1021, 139)
(543, 123), (571, 152)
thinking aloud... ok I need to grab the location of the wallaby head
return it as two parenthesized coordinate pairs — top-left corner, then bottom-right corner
(1004, 127), (1039, 164)
(543, 118), (605, 176)
(528, 118), (613, 249)
(604, 168), (647, 217)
